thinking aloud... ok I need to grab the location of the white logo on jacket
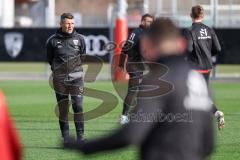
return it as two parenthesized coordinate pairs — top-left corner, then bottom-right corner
(73, 39), (79, 45)
(198, 28), (211, 40)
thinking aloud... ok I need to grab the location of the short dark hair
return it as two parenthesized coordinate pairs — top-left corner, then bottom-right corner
(60, 13), (74, 23)
(191, 5), (204, 19)
(147, 17), (179, 44)
(141, 13), (154, 21)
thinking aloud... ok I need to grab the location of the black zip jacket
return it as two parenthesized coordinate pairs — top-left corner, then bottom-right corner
(184, 22), (221, 70)
(65, 55), (215, 160)
(46, 29), (86, 79)
(122, 26), (146, 62)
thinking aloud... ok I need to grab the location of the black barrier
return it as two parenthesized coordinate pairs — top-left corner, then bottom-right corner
(0, 28), (109, 62)
(0, 28), (240, 64)
(214, 29), (240, 64)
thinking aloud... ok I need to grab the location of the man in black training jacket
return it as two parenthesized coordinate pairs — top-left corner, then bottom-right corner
(119, 13), (154, 125)
(64, 18), (215, 160)
(46, 13), (86, 142)
(184, 5), (224, 130)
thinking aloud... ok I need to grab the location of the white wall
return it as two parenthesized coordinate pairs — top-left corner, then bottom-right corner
(45, 0), (55, 27)
(1, 0), (15, 27)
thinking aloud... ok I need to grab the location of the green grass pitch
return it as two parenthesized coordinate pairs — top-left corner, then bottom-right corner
(0, 80), (239, 160)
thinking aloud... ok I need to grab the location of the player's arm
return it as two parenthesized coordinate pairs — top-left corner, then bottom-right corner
(64, 98), (162, 154)
(122, 30), (139, 55)
(211, 29), (221, 56)
(81, 99), (161, 154)
(183, 29), (194, 53)
(46, 38), (54, 67)
(119, 30), (138, 69)
(79, 36), (86, 62)
(80, 36), (86, 55)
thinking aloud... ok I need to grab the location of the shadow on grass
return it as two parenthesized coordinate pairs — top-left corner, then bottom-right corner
(24, 145), (64, 150)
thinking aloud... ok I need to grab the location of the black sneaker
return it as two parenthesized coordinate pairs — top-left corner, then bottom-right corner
(77, 135), (86, 144)
(63, 135), (70, 145)
(63, 136), (85, 149)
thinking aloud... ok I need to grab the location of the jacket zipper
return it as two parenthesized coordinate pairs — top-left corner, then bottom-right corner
(66, 40), (70, 81)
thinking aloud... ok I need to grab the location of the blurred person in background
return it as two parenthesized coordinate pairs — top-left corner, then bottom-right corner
(119, 13), (154, 125)
(184, 5), (224, 130)
(46, 13), (86, 143)
(64, 18), (215, 160)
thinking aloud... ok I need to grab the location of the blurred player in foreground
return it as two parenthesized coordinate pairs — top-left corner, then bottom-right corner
(64, 18), (215, 160)
(46, 13), (86, 143)
(119, 14), (154, 125)
(184, 5), (224, 130)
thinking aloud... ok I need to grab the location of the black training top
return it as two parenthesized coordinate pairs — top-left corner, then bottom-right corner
(184, 22), (221, 70)
(46, 29), (86, 77)
(121, 25), (146, 62)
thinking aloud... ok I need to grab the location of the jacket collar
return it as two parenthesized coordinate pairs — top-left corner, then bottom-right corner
(56, 28), (76, 38)
(192, 22), (203, 25)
